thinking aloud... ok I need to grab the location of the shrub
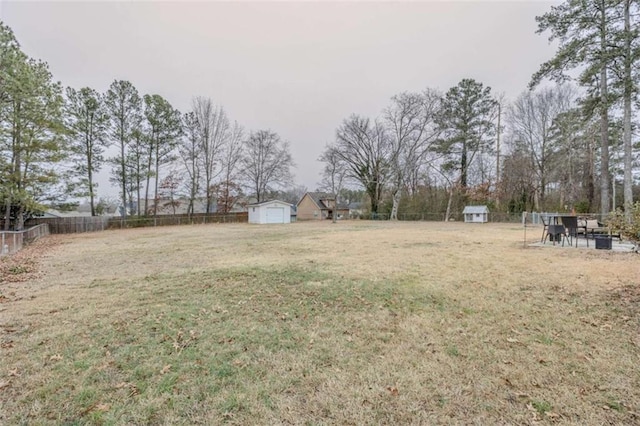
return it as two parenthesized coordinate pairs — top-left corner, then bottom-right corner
(608, 202), (640, 244)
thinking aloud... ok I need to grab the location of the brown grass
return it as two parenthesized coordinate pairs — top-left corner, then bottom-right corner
(1, 221), (639, 424)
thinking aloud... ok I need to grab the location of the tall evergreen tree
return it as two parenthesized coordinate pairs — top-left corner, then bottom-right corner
(0, 24), (65, 229)
(142, 94), (182, 215)
(532, 0), (621, 215)
(435, 78), (497, 190)
(104, 80), (142, 218)
(65, 87), (109, 216)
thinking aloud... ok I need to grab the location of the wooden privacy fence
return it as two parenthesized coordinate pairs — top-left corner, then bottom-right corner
(26, 216), (110, 234)
(25, 212), (248, 234)
(107, 212), (249, 229)
(0, 223), (50, 257)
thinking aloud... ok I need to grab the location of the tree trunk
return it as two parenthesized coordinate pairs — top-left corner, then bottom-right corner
(444, 185), (454, 222)
(3, 200), (11, 231)
(144, 140), (153, 215)
(390, 188), (400, 221)
(461, 140), (468, 188)
(16, 205), (24, 231)
(154, 153), (160, 217)
(599, 6), (610, 216)
(495, 101), (501, 208)
(622, 0), (633, 219)
(120, 128), (127, 219)
(87, 135), (96, 217)
(332, 195), (338, 224)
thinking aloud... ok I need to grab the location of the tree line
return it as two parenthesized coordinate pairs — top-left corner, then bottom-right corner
(321, 0), (639, 220)
(0, 22), (294, 230)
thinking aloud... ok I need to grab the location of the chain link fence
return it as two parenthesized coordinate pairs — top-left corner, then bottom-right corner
(0, 223), (50, 257)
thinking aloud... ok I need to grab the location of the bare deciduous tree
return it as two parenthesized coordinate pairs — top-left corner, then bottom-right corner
(217, 121), (244, 213)
(334, 115), (392, 215)
(384, 89), (441, 220)
(319, 145), (348, 223)
(179, 112), (200, 216)
(242, 130), (294, 203)
(506, 85), (576, 210)
(191, 97), (230, 213)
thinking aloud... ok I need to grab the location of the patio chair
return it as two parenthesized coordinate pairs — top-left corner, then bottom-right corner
(540, 215), (550, 243)
(545, 224), (570, 246)
(560, 216), (584, 248)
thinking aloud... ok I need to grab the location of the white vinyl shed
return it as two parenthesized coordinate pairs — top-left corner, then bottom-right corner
(248, 200), (292, 224)
(463, 205), (489, 223)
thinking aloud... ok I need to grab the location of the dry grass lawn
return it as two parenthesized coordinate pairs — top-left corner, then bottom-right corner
(1, 221), (639, 424)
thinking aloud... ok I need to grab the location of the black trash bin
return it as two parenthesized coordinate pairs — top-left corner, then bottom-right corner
(595, 235), (612, 250)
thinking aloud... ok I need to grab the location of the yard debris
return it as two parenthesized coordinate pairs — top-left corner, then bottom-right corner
(116, 381), (139, 397)
(160, 364), (171, 374)
(0, 236), (61, 283)
(386, 386), (399, 396)
(172, 329), (198, 353)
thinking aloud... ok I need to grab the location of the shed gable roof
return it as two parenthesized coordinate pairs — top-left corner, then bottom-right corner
(463, 205), (489, 214)
(247, 199), (292, 208)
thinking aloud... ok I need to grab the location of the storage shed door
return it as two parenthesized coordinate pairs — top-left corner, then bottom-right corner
(266, 207), (285, 223)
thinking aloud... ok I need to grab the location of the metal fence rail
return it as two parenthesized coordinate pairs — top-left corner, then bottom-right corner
(0, 223), (50, 257)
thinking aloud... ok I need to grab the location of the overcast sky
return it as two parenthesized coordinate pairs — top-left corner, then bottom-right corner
(2, 0), (559, 198)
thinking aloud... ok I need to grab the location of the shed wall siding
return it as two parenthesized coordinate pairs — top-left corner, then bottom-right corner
(248, 202), (291, 224)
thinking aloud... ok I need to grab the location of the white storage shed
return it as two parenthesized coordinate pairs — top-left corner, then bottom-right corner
(463, 205), (489, 223)
(248, 200), (292, 224)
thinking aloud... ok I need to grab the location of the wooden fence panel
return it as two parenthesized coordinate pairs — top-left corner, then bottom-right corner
(25, 213), (248, 234)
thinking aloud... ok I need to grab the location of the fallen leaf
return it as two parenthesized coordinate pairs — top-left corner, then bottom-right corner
(386, 386), (399, 396)
(160, 364), (171, 375)
(8, 369), (19, 377)
(49, 354), (63, 361)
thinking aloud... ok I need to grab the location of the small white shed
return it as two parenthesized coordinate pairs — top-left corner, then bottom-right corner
(463, 205), (489, 223)
(248, 200), (292, 224)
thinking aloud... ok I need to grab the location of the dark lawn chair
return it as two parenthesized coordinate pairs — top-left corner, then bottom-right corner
(545, 224), (570, 246)
(540, 215), (550, 243)
(560, 215), (584, 248)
